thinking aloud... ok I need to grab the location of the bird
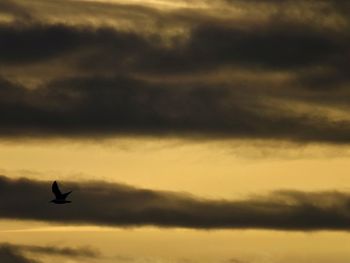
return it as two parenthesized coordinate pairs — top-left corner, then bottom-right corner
(50, 181), (72, 204)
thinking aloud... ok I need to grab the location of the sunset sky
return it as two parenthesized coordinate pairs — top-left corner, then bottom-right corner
(1, 0), (350, 262)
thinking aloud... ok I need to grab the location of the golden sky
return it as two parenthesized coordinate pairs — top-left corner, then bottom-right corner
(1, 0), (350, 262)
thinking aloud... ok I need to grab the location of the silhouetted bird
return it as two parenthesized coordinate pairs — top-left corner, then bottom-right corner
(50, 181), (72, 204)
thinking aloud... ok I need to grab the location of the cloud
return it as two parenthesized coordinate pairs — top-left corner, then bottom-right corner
(0, 243), (98, 263)
(1, 176), (350, 231)
(2, 74), (350, 143)
(0, 20), (346, 71)
(0, 1), (349, 144)
(0, 23), (155, 66)
(0, 244), (39, 263)
(0, 0), (32, 21)
(14, 244), (99, 258)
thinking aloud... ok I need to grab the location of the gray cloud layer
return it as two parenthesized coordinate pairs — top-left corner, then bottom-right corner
(1, 176), (350, 231)
(0, 0), (350, 143)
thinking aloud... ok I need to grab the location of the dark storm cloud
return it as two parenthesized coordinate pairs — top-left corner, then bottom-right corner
(0, 14), (347, 78)
(2, 75), (350, 143)
(0, 0), (345, 80)
(0, 1), (349, 143)
(128, 21), (346, 74)
(0, 21), (347, 71)
(3, 74), (350, 143)
(0, 243), (98, 263)
(0, 23), (153, 65)
(185, 22), (344, 70)
(1, 176), (350, 231)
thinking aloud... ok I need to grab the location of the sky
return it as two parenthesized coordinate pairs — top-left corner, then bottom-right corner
(1, 0), (350, 262)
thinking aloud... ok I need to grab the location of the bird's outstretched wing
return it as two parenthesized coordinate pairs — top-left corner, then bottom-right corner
(52, 181), (62, 198)
(62, 191), (72, 199)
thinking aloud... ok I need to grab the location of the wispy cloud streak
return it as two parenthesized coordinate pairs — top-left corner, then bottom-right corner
(0, 242), (99, 263)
